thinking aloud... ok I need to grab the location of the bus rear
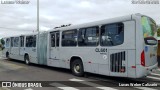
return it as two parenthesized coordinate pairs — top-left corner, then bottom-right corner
(138, 16), (158, 78)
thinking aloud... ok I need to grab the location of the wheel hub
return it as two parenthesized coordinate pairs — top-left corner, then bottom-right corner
(26, 59), (29, 64)
(74, 64), (80, 73)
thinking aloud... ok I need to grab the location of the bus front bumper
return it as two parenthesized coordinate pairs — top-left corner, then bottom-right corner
(145, 63), (158, 75)
(136, 63), (158, 78)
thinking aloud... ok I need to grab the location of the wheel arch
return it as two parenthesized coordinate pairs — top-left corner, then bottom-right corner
(24, 53), (29, 59)
(6, 51), (9, 58)
(70, 56), (83, 70)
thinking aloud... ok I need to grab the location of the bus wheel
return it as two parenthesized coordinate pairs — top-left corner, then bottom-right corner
(25, 55), (30, 65)
(6, 52), (10, 60)
(71, 59), (84, 77)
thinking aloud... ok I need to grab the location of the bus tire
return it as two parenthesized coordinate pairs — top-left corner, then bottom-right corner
(71, 59), (84, 77)
(24, 55), (30, 65)
(6, 52), (10, 60)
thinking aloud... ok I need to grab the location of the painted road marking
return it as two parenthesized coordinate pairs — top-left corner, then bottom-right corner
(69, 78), (85, 81)
(50, 83), (79, 90)
(69, 78), (118, 90)
(151, 73), (160, 77)
(134, 87), (158, 90)
(157, 69), (160, 72)
(58, 87), (79, 90)
(96, 87), (118, 90)
(24, 88), (33, 90)
(147, 76), (160, 80)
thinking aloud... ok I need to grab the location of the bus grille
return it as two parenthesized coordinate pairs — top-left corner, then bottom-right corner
(110, 51), (126, 73)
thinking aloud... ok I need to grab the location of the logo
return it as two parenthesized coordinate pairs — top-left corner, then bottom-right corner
(2, 82), (11, 87)
(145, 46), (148, 52)
(103, 55), (107, 60)
(95, 48), (107, 53)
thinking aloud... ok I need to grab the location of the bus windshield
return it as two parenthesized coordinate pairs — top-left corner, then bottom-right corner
(141, 16), (157, 45)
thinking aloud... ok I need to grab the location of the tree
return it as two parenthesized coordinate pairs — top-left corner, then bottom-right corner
(1, 38), (5, 45)
(158, 27), (160, 37)
(0, 39), (5, 50)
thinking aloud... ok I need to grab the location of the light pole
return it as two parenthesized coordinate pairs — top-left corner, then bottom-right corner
(37, 0), (39, 32)
(37, 0), (40, 63)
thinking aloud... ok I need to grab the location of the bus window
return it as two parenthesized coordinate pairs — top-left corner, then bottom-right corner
(50, 33), (55, 47)
(26, 36), (36, 47)
(6, 38), (10, 47)
(100, 23), (124, 46)
(33, 35), (36, 47)
(56, 33), (59, 47)
(142, 16), (157, 45)
(78, 26), (99, 46)
(14, 37), (19, 47)
(20, 36), (24, 47)
(62, 30), (77, 46)
(11, 37), (14, 47)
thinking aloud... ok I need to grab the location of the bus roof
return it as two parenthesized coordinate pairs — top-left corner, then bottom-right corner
(2, 13), (151, 38)
(48, 13), (145, 32)
(2, 32), (38, 39)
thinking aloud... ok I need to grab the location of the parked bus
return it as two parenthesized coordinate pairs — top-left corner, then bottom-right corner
(2, 14), (158, 78)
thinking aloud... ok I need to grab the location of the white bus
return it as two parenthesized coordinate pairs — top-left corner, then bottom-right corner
(2, 33), (38, 64)
(2, 14), (158, 78)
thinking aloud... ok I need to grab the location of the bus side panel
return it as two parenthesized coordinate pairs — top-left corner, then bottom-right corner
(124, 21), (136, 78)
(60, 47), (101, 74)
(134, 15), (145, 78)
(10, 47), (20, 60)
(127, 50), (136, 78)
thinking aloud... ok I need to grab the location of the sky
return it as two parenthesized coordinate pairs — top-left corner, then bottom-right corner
(0, 0), (160, 38)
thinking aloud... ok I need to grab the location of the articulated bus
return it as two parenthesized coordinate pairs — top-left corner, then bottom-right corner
(2, 14), (158, 78)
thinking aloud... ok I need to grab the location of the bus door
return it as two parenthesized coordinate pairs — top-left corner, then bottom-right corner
(25, 35), (37, 63)
(50, 31), (60, 60)
(10, 37), (20, 59)
(19, 36), (25, 56)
